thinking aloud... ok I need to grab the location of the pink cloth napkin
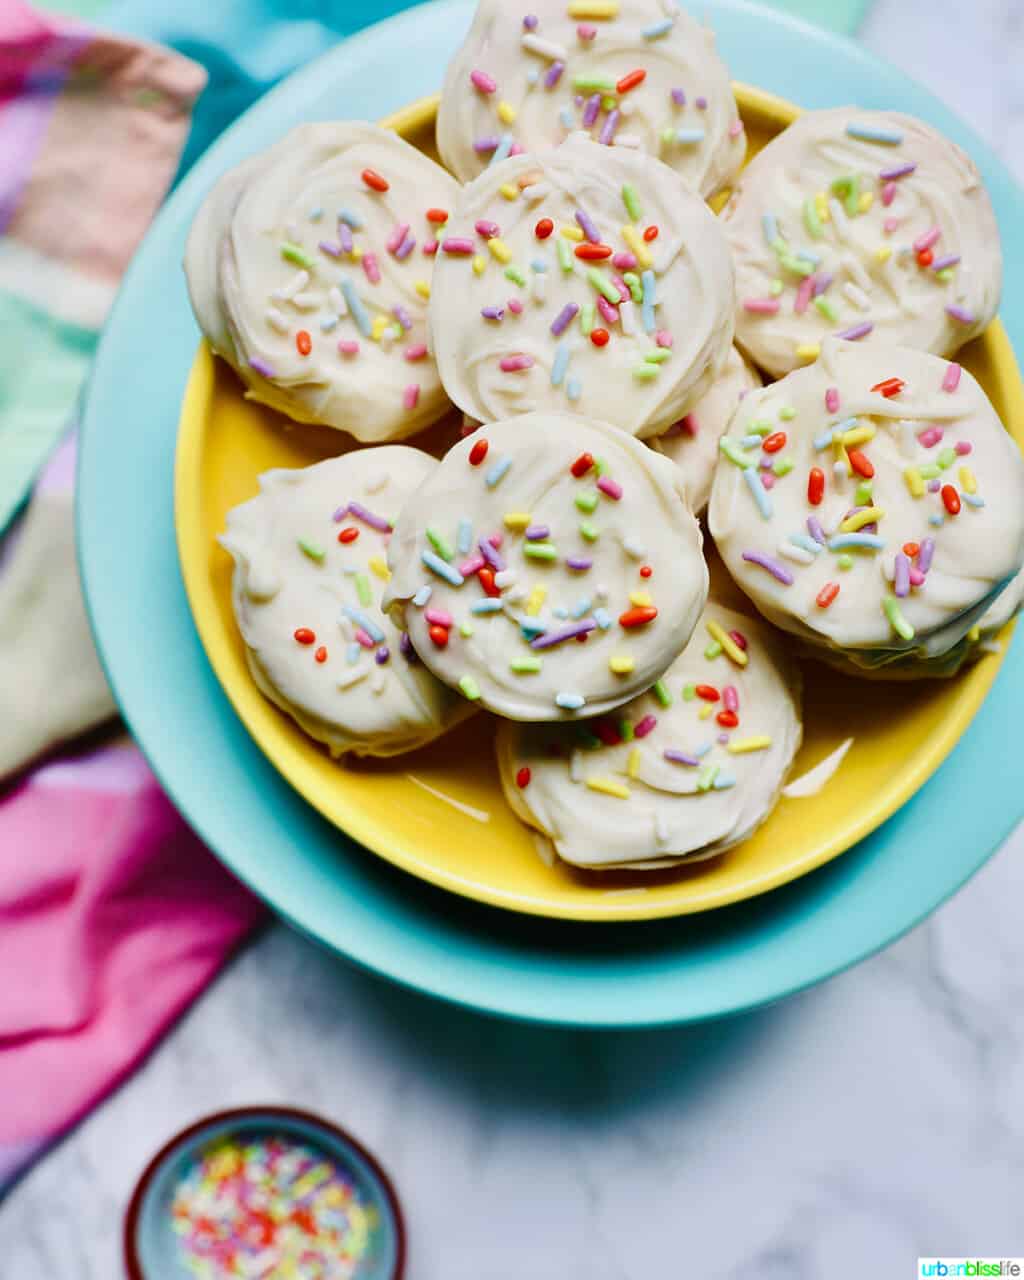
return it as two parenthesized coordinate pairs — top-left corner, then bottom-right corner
(0, 3), (265, 1193)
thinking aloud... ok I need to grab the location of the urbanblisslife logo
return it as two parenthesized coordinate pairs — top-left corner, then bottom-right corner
(919, 1262), (1023, 1277)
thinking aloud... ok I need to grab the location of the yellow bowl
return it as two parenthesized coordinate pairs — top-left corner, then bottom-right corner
(176, 88), (1022, 922)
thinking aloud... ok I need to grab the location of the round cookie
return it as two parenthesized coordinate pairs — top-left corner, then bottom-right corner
(185, 122), (459, 441)
(721, 107), (1002, 379)
(649, 345), (761, 513)
(219, 448), (472, 757)
(437, 0), (745, 196)
(496, 602), (802, 868)
(427, 132), (735, 437)
(382, 412), (708, 720)
(708, 339), (1024, 674)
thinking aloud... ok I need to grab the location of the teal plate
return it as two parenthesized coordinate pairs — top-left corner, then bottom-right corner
(79, 0), (1024, 1027)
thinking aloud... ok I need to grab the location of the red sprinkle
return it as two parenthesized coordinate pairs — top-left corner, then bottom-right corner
(296, 330), (312, 356)
(362, 168), (389, 192)
(639, 565), (652, 578)
(477, 566), (500, 597)
(535, 217), (554, 239)
(643, 225), (659, 242)
(762, 431), (786, 454)
(571, 452), (594, 477)
(871, 377), (905, 398)
(294, 628), (316, 645)
(808, 467), (825, 506)
(716, 710), (739, 728)
(615, 68), (646, 94)
(619, 606), (658, 628)
(695, 684), (720, 702)
(575, 243), (613, 260)
(338, 527), (359, 544)
(516, 767), (531, 789)
(469, 438), (489, 466)
(595, 720), (622, 747)
(916, 248), (934, 267)
(816, 582), (840, 609)
(590, 328), (610, 347)
(903, 541), (920, 558)
(941, 484), (961, 515)
(847, 448), (875, 478)
(428, 624), (449, 648)
(426, 207), (448, 222)
(315, 646), (327, 664)
(728, 629), (748, 652)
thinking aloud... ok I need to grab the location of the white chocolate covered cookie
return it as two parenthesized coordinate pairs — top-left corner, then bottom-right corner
(721, 108), (1002, 378)
(185, 123), (459, 441)
(383, 412), (708, 720)
(649, 345), (761, 513)
(496, 602), (802, 868)
(437, 0), (744, 196)
(708, 339), (1024, 674)
(219, 448), (472, 757)
(427, 132), (735, 437)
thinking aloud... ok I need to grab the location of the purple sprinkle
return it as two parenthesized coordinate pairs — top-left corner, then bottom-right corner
(338, 222), (354, 253)
(696, 96), (708, 110)
(525, 524), (550, 540)
(759, 456), (773, 470)
(931, 254), (961, 272)
(396, 230), (416, 260)
(473, 135), (501, 153)
(348, 502), (391, 532)
(742, 550), (794, 585)
(478, 538), (505, 571)
(835, 321), (873, 341)
(812, 272), (834, 297)
(400, 632), (417, 662)
(582, 93), (601, 127)
(663, 749), (699, 766)
(550, 301), (580, 336)
(523, 13), (538, 29)
(530, 620), (597, 650)
(544, 60), (565, 90)
(375, 646), (391, 665)
(599, 108), (620, 145)
(927, 479), (941, 493)
(717, 733), (730, 745)
(946, 304), (976, 325)
(634, 715), (657, 738)
(248, 357), (275, 377)
(919, 537), (935, 573)
(894, 552), (911, 598)
(318, 240), (342, 258)
(392, 304), (413, 330)
(575, 207), (601, 244)
(807, 516), (826, 545)
(481, 305), (505, 321)
(566, 556), (593, 571)
(332, 504), (349, 522)
(879, 161), (916, 180)
(670, 87), (686, 106)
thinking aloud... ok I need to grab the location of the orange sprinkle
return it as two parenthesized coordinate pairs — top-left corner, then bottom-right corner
(296, 330), (312, 356)
(615, 68), (646, 94)
(315, 646), (327, 664)
(639, 565), (652, 578)
(695, 684), (720, 702)
(847, 448), (874, 478)
(535, 218), (554, 239)
(469, 438), (489, 465)
(516, 767), (531, 788)
(575, 243), (613, 260)
(294, 628), (315, 645)
(590, 328), (610, 347)
(338, 527), (359, 544)
(362, 168), (389, 192)
(816, 582), (840, 609)
(902, 541), (920, 558)
(643, 225), (659, 242)
(619, 606), (658, 628)
(762, 431), (786, 453)
(478, 566), (500, 597)
(941, 484), (961, 515)
(716, 710), (739, 728)
(426, 207), (448, 222)
(916, 248), (933, 267)
(428, 624), (449, 647)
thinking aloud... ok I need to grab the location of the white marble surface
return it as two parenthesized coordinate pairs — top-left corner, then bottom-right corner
(5, 1), (1024, 1274)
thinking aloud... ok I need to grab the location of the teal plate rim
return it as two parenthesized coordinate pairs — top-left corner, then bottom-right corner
(78, 0), (1024, 1028)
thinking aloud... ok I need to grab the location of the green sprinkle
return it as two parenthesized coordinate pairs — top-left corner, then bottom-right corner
(355, 573), (372, 606)
(426, 525), (453, 561)
(831, 172), (861, 216)
(682, 683), (696, 701)
(575, 490), (599, 513)
(769, 278), (784, 296)
(298, 538), (325, 562)
(593, 456), (607, 476)
(855, 480), (874, 504)
(936, 267), (953, 283)
(719, 437), (752, 467)
(778, 405), (797, 421)
(281, 242), (315, 268)
(660, 126), (676, 145)
(748, 418), (774, 434)
(697, 764), (720, 793)
(573, 75), (615, 92)
(803, 196), (822, 238)
(838, 554), (854, 570)
(577, 728), (602, 750)
(937, 447), (956, 470)
(645, 349), (671, 363)
(772, 458), (794, 478)
(883, 595), (915, 641)
(459, 620), (474, 638)
(579, 520), (599, 541)
(504, 264), (526, 286)
(601, 95), (617, 111)
(459, 674), (482, 700)
(623, 271), (643, 302)
(523, 542), (558, 560)
(622, 183), (642, 221)
(705, 641), (723, 659)
(557, 238), (573, 273)
(587, 268), (621, 304)
(632, 365), (660, 380)
(653, 679), (672, 708)
(919, 463), (941, 479)
(580, 301), (595, 336)
(814, 296), (839, 323)
(510, 655), (542, 674)
(619, 718), (634, 743)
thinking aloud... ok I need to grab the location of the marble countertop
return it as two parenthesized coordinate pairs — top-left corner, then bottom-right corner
(5, 1), (1024, 1274)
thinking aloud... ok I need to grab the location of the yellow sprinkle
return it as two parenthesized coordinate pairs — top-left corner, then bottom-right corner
(414, 279), (431, 299)
(698, 704), (713, 721)
(503, 511), (531, 530)
(840, 506), (885, 533)
(497, 100), (517, 125)
(904, 466), (925, 498)
(349, 248), (363, 263)
(815, 191), (830, 222)
(368, 555), (390, 580)
(627, 747), (641, 779)
(968, 625), (981, 642)
(518, 169), (543, 189)
(586, 776), (630, 799)
(488, 237), (512, 263)
(559, 225), (584, 241)
(499, 182), (519, 201)
(832, 438), (850, 475)
(875, 245), (892, 264)
(858, 190), (874, 213)
(796, 342), (820, 361)
(609, 654), (635, 675)
(629, 590), (653, 607)
(959, 466), (977, 495)
(370, 314), (387, 341)
(472, 254), (486, 276)
(728, 736), (772, 754)
(841, 424), (876, 446)
(706, 619), (748, 667)
(620, 224), (653, 267)
(526, 585), (547, 616)
(568, 0), (619, 16)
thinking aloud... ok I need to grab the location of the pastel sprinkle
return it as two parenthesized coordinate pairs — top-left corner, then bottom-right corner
(586, 776), (630, 799)
(883, 595), (915, 640)
(742, 550), (793, 584)
(556, 691), (586, 711)
(421, 550), (464, 586)
(845, 121), (903, 144)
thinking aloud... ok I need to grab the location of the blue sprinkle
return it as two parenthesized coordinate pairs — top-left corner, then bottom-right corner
(828, 532), (887, 550)
(520, 618), (546, 639)
(761, 212), (778, 245)
(526, 67), (539, 85)
(743, 467), (773, 519)
(531, 258), (549, 273)
(338, 208), (363, 229)
(845, 120), (904, 145)
(309, 206), (323, 220)
(486, 456), (513, 488)
(797, 249), (821, 266)
(673, 127), (706, 145)
(553, 606), (569, 619)
(551, 341), (570, 387)
(346, 642), (361, 665)
(555, 691), (586, 710)
(490, 132), (514, 165)
(412, 585), (432, 607)
(641, 269), (657, 333)
(695, 741), (713, 757)
(457, 518), (473, 555)
(570, 597), (592, 619)
(319, 313), (338, 332)
(340, 278), (371, 337)
(342, 606), (385, 643)
(713, 773), (737, 790)
(471, 598), (503, 614)
(741, 433), (763, 449)
(593, 607), (612, 630)
(642, 16), (674, 38)
(421, 550), (465, 585)
(813, 427), (834, 451)
(566, 375), (582, 402)
(788, 533), (822, 556)
(559, 106), (574, 129)
(928, 513), (945, 526)
(962, 493), (986, 508)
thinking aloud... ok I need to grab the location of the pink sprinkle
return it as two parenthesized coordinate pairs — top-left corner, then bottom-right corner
(913, 225), (941, 253)
(403, 384), (420, 410)
(612, 252), (637, 271)
(825, 386), (840, 414)
(510, 142), (526, 156)
(955, 441), (972, 456)
(794, 277), (814, 315)
(362, 253), (381, 284)
(743, 297), (780, 315)
(681, 413), (698, 436)
(386, 222), (409, 254)
(508, 297), (524, 315)
(610, 274), (630, 302)
(909, 567), (926, 587)
(634, 714), (658, 739)
(761, 472), (776, 490)
(405, 343), (428, 361)
(500, 354), (534, 372)
(488, 532), (503, 550)
(881, 181), (897, 206)
(475, 219), (500, 239)
(459, 554), (485, 576)
(442, 237), (475, 255)
(883, 216), (899, 234)
(355, 628), (376, 649)
(424, 608), (454, 627)
(597, 475), (622, 501)
(423, 239), (439, 256)
(723, 685), (738, 713)
(655, 330), (673, 349)
(918, 427), (943, 449)
(470, 69), (497, 94)
(596, 294), (619, 325)
(729, 629), (748, 651)
(577, 22), (596, 39)
(338, 340), (360, 356)
(943, 362), (962, 393)
(729, 119), (744, 138)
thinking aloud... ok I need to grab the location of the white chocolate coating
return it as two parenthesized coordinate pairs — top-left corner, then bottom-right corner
(383, 412), (708, 720)
(219, 448), (472, 757)
(496, 602), (802, 868)
(185, 123), (459, 441)
(708, 339), (1024, 673)
(649, 345), (760, 513)
(427, 132), (735, 437)
(721, 108), (1002, 379)
(437, 0), (744, 196)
